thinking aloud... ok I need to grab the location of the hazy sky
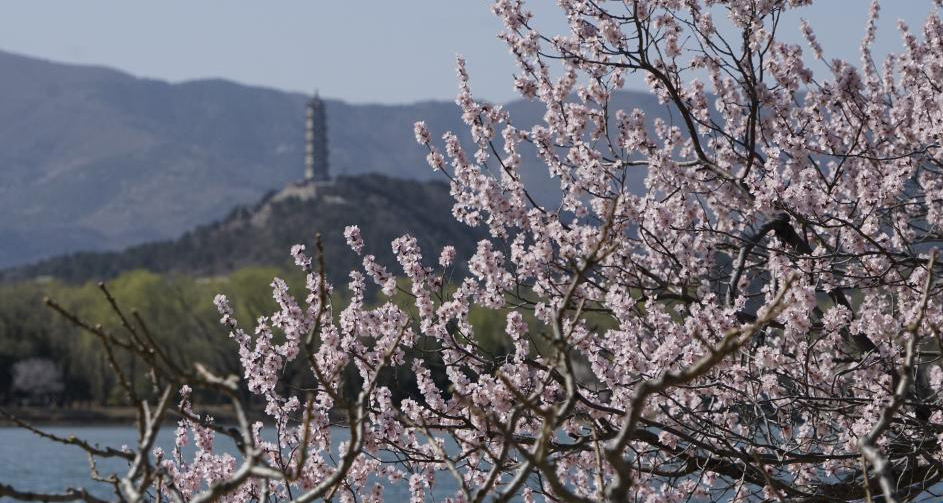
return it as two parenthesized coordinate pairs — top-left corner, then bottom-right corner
(0, 1), (934, 104)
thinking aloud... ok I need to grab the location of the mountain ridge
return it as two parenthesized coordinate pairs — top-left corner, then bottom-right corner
(0, 49), (663, 268)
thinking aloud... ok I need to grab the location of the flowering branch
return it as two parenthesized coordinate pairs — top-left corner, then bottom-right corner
(859, 251), (937, 503)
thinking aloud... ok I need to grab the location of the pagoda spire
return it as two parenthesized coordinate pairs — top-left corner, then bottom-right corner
(304, 91), (329, 182)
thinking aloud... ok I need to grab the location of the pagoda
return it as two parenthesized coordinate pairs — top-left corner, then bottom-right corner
(304, 93), (329, 182)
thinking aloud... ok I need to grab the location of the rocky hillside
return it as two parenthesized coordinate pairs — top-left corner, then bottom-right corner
(0, 175), (486, 284)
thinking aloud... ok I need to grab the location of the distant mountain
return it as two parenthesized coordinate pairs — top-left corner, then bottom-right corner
(0, 175), (487, 284)
(0, 49), (663, 268)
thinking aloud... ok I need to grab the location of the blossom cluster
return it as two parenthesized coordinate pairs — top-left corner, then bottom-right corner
(156, 1), (943, 501)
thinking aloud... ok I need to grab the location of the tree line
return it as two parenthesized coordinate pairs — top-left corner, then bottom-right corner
(0, 266), (519, 408)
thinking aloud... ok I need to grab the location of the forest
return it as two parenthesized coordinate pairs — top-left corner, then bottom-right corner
(0, 266), (520, 410)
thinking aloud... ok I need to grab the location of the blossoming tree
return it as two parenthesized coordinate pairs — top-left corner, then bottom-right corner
(3, 0), (943, 501)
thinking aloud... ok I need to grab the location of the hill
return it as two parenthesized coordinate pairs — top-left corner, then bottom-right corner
(0, 175), (486, 284)
(0, 49), (663, 268)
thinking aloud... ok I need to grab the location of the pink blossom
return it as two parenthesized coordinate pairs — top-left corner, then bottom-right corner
(344, 225), (364, 255)
(438, 245), (456, 268)
(148, 2), (943, 501)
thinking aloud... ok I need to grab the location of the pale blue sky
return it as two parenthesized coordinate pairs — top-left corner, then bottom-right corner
(0, 1), (934, 104)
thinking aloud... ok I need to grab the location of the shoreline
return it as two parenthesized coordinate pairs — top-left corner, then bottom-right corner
(0, 406), (347, 427)
(1, 406), (140, 426)
(0, 405), (255, 427)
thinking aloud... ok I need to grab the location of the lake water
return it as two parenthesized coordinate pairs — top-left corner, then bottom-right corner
(0, 425), (459, 501)
(6, 426), (939, 502)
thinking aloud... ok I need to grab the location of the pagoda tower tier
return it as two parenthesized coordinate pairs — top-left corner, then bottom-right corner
(305, 93), (329, 182)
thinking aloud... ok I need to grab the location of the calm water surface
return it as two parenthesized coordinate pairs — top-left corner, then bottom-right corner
(0, 425), (458, 500)
(11, 426), (937, 502)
